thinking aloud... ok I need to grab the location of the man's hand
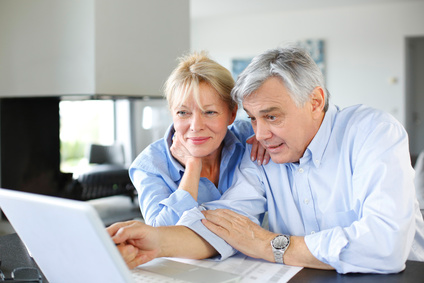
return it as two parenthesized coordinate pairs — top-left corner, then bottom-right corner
(201, 209), (277, 262)
(107, 221), (161, 269)
(107, 220), (218, 269)
(247, 136), (270, 165)
(203, 210), (334, 270)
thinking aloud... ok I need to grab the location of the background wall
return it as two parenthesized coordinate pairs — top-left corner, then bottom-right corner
(190, 0), (424, 125)
(0, 0), (94, 96)
(0, 0), (190, 97)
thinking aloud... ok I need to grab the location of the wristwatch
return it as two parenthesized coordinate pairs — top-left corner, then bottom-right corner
(271, 234), (290, 264)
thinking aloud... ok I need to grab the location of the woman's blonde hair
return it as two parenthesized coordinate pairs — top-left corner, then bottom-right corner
(164, 51), (236, 111)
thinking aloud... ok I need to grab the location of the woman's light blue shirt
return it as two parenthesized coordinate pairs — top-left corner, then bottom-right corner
(129, 120), (254, 226)
(177, 104), (424, 274)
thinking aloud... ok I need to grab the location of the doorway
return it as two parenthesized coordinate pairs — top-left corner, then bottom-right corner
(406, 36), (424, 158)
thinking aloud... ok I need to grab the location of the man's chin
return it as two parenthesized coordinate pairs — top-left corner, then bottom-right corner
(269, 153), (297, 164)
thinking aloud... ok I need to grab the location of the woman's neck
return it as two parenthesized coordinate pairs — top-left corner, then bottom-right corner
(200, 143), (224, 187)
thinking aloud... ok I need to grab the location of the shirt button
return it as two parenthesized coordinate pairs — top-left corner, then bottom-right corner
(311, 231), (315, 234)
(304, 198), (310, 205)
(299, 168), (304, 173)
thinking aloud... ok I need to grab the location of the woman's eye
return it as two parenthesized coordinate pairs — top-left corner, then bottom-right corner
(177, 111), (188, 117)
(204, 111), (217, 115)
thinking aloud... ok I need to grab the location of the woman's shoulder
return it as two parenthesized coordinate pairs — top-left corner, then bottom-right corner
(130, 138), (170, 173)
(228, 119), (254, 143)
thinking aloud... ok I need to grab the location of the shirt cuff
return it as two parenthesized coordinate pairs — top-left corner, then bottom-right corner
(177, 208), (237, 260)
(159, 190), (199, 218)
(304, 226), (349, 271)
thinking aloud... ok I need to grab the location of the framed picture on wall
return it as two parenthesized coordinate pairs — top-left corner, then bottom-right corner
(297, 39), (326, 80)
(231, 58), (252, 80)
(231, 39), (325, 82)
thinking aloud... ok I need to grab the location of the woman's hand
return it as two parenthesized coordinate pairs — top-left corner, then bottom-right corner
(247, 136), (270, 165)
(170, 132), (200, 167)
(170, 131), (202, 200)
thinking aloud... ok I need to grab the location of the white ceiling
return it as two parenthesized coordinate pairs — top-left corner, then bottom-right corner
(190, 0), (422, 19)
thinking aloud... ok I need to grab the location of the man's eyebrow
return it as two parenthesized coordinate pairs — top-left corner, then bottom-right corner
(259, 107), (280, 114)
(243, 106), (280, 116)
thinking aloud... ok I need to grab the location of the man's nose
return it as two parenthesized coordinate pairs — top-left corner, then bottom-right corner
(254, 121), (272, 141)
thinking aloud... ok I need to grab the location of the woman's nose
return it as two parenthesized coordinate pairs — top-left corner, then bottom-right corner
(190, 113), (205, 131)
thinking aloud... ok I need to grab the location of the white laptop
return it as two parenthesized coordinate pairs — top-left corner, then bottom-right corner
(0, 188), (240, 283)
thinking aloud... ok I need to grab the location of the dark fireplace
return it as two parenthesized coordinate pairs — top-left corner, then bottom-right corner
(0, 97), (69, 196)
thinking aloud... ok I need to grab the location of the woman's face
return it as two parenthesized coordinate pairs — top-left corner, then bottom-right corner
(171, 82), (237, 158)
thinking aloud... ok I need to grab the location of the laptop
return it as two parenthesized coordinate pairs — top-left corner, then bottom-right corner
(0, 188), (241, 283)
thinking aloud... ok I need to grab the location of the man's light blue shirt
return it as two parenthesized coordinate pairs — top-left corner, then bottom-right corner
(177, 104), (424, 274)
(129, 120), (254, 226)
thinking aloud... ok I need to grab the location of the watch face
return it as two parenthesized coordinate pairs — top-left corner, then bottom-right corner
(272, 235), (289, 250)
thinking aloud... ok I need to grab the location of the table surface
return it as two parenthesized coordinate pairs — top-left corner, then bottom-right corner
(1, 233), (423, 283)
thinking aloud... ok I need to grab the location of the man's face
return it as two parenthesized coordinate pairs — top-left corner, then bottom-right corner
(243, 77), (324, 164)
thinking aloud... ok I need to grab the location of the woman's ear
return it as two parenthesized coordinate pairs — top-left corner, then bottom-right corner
(229, 104), (238, 125)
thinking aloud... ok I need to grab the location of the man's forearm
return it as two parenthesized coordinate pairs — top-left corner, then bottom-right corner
(200, 209), (333, 270)
(284, 236), (333, 270)
(108, 220), (218, 268)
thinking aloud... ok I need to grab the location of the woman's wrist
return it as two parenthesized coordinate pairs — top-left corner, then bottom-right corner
(185, 157), (202, 172)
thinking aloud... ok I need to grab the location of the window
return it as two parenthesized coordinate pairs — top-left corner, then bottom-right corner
(59, 100), (115, 173)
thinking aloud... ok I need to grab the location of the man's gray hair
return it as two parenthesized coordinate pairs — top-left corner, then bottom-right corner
(231, 45), (329, 111)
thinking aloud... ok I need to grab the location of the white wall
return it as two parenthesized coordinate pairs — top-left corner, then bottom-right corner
(0, 0), (95, 96)
(0, 0), (190, 97)
(190, 1), (424, 125)
(95, 0), (190, 96)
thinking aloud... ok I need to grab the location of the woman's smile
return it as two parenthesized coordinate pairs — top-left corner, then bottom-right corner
(187, 136), (211, 145)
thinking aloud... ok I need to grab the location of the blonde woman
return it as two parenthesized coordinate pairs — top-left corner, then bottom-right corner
(129, 52), (267, 226)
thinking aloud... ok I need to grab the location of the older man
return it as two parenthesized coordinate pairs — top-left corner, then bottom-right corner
(108, 46), (424, 274)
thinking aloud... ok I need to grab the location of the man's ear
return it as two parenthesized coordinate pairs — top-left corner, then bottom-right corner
(310, 87), (325, 118)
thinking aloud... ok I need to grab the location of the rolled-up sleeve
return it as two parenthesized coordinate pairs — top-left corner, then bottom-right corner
(131, 168), (199, 227)
(177, 146), (267, 260)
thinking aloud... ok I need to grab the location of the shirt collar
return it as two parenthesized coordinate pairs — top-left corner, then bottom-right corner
(164, 123), (244, 181)
(303, 103), (338, 168)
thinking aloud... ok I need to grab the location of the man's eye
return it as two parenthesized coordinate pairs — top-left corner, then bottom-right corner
(247, 116), (256, 121)
(267, 115), (276, 121)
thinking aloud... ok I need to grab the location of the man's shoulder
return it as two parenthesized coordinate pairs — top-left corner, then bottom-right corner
(337, 104), (400, 129)
(330, 104), (407, 158)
